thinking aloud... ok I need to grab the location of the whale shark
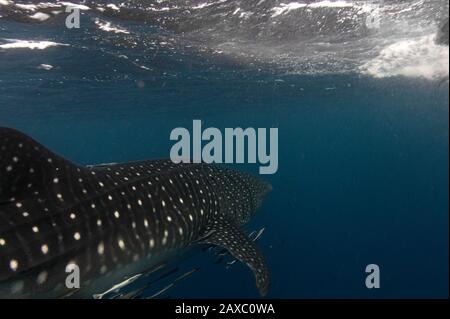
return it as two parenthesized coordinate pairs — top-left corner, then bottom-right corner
(0, 127), (271, 298)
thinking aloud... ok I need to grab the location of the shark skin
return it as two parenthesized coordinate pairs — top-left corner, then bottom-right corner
(0, 127), (272, 298)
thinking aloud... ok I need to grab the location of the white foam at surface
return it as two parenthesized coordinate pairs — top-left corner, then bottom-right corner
(95, 19), (130, 34)
(360, 35), (449, 80)
(0, 39), (67, 50)
(106, 4), (120, 11)
(192, 2), (211, 10)
(29, 12), (51, 21)
(13, 1), (84, 11)
(15, 4), (38, 10)
(38, 63), (53, 70)
(309, 1), (354, 8)
(0, 0), (11, 6)
(58, 2), (90, 10)
(271, 3), (307, 17)
(148, 6), (176, 12)
(37, 2), (61, 9)
(192, 0), (226, 10)
(272, 1), (355, 17)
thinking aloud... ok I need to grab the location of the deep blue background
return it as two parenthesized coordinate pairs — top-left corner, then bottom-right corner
(0, 17), (448, 298)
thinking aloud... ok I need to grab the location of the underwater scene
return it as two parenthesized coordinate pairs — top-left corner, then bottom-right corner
(0, 0), (448, 300)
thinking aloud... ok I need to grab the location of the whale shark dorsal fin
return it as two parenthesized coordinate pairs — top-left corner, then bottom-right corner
(0, 127), (81, 202)
(199, 219), (270, 297)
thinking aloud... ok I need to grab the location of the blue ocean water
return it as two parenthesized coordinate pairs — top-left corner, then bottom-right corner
(0, 0), (448, 298)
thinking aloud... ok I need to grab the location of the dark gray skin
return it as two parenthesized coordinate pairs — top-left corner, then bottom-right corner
(0, 127), (271, 298)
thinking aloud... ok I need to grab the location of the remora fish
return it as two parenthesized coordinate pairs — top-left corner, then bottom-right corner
(0, 127), (272, 298)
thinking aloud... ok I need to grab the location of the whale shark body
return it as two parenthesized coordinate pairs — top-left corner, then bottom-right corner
(0, 127), (271, 298)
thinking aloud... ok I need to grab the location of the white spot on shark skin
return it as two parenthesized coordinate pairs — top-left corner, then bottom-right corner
(118, 239), (125, 250)
(97, 242), (104, 255)
(9, 259), (19, 271)
(37, 271), (48, 284)
(162, 230), (169, 246)
(74, 232), (81, 241)
(41, 244), (49, 254)
(100, 265), (107, 274)
(10, 280), (24, 294)
(0, 238), (6, 246)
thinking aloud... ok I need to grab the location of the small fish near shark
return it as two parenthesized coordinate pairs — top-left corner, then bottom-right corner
(0, 127), (272, 298)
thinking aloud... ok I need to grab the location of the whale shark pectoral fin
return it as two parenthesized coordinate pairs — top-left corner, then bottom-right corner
(198, 219), (270, 297)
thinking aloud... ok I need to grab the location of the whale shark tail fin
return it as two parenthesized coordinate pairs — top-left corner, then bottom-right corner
(199, 219), (271, 297)
(0, 127), (80, 203)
